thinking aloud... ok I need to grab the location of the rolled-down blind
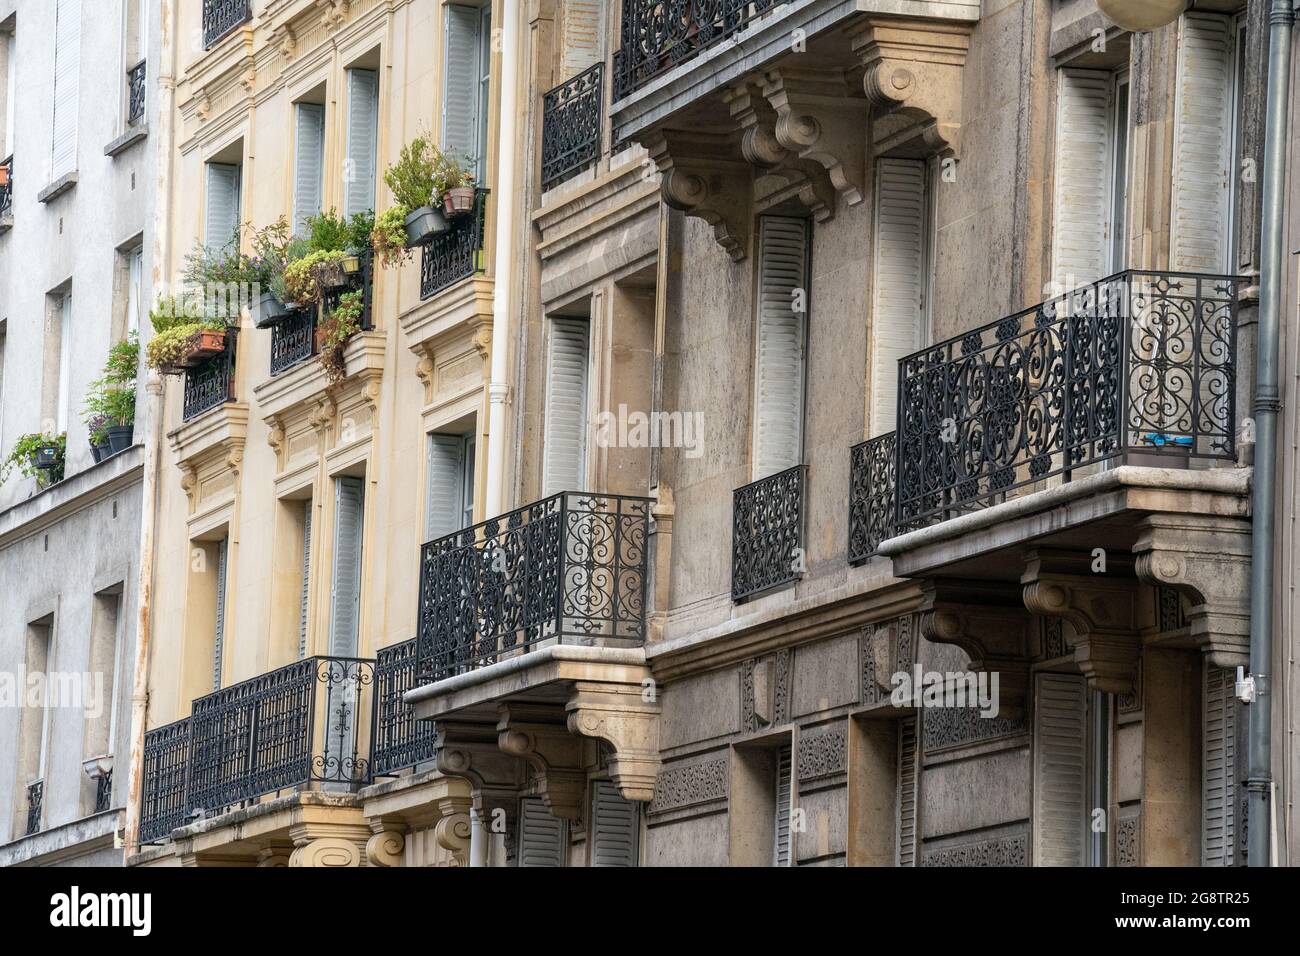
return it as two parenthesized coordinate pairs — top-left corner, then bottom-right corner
(344, 70), (379, 217)
(425, 434), (467, 542)
(442, 5), (482, 167)
(562, 0), (606, 77)
(897, 715), (918, 866)
(1032, 672), (1088, 866)
(542, 318), (590, 497)
(1203, 665), (1239, 865)
(774, 743), (793, 866)
(590, 781), (640, 867)
(204, 162), (242, 252)
(329, 477), (364, 659)
(298, 501), (313, 660)
(294, 103), (325, 236)
(51, 0), (81, 180)
(1051, 70), (1112, 290)
(753, 216), (809, 480)
(213, 538), (229, 691)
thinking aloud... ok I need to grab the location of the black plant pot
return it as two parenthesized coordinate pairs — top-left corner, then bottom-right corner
(255, 290), (293, 329)
(33, 444), (62, 470)
(404, 205), (450, 247)
(91, 441), (110, 463)
(106, 425), (134, 454)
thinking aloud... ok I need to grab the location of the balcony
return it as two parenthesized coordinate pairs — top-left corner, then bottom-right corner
(25, 780), (42, 836)
(0, 155), (12, 224)
(182, 327), (238, 421)
(203, 0), (251, 50)
(414, 492), (652, 684)
(420, 188), (489, 300)
(269, 309), (317, 376)
(372, 639), (439, 778)
(541, 63), (605, 191)
(732, 465), (805, 601)
(128, 60), (147, 126)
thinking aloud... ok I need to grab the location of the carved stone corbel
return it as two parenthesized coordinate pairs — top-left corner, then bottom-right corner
(566, 680), (661, 803)
(273, 25), (297, 59)
(365, 826), (406, 867)
(1133, 514), (1252, 668)
(760, 67), (869, 209)
(725, 81), (835, 221)
(428, 792), (473, 867)
(496, 706), (587, 821)
(646, 131), (753, 261)
(852, 19), (972, 157)
(1021, 549), (1142, 695)
(436, 722), (529, 819)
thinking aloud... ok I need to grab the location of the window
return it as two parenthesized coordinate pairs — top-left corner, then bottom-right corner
(1203, 664), (1243, 865)
(122, 0), (146, 126)
(752, 216), (810, 478)
(425, 431), (476, 541)
(15, 615), (53, 836)
(293, 101), (325, 236)
(51, 0), (81, 181)
(1087, 690), (1112, 867)
(298, 499), (313, 659)
(344, 69), (379, 217)
(773, 742), (793, 866)
(561, 0), (605, 78)
(1032, 672), (1112, 866)
(55, 291), (73, 434)
(590, 780), (640, 867)
(443, 4), (492, 180)
(729, 737), (796, 866)
(0, 319), (7, 453)
(329, 476), (364, 658)
(213, 537), (228, 690)
(3, 28), (15, 159)
(84, 588), (123, 813)
(542, 318), (590, 497)
(517, 796), (566, 867)
(204, 160), (242, 252)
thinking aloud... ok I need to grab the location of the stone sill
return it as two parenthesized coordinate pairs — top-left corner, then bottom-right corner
(0, 444), (144, 546)
(36, 171), (77, 204)
(166, 401), (249, 470)
(0, 808), (122, 867)
(253, 329), (386, 424)
(104, 125), (149, 157)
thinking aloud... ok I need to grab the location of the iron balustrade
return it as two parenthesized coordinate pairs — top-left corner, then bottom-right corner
(614, 0), (784, 99)
(182, 327), (237, 421)
(1, 155), (12, 219)
(890, 270), (1239, 536)
(25, 780), (42, 835)
(542, 63), (604, 190)
(270, 309), (317, 375)
(848, 432), (897, 565)
(128, 60), (147, 126)
(94, 769), (114, 814)
(415, 492), (652, 683)
(203, 0), (251, 49)
(732, 465), (805, 601)
(372, 638), (439, 777)
(139, 657), (374, 843)
(421, 188), (489, 300)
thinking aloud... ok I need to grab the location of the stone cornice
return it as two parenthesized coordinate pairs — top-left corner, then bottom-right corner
(0, 447), (144, 549)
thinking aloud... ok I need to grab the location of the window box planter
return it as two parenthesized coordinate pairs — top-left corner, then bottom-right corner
(254, 291), (293, 329)
(404, 205), (449, 247)
(181, 328), (228, 367)
(107, 424), (135, 454)
(443, 186), (476, 218)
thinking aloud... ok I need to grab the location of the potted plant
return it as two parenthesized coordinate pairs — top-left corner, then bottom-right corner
(146, 294), (231, 374)
(1, 432), (67, 488)
(283, 249), (350, 307)
(248, 218), (295, 328)
(87, 414), (112, 463)
(371, 206), (413, 268)
(382, 134), (448, 248)
(82, 332), (139, 458)
(435, 149), (477, 217)
(317, 290), (366, 384)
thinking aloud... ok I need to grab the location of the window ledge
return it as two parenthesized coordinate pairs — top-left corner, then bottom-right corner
(36, 171), (78, 204)
(105, 125), (149, 157)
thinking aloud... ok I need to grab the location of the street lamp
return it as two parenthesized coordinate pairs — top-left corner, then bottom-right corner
(1095, 0), (1190, 32)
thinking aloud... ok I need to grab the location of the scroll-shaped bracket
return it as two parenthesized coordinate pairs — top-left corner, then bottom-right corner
(646, 131), (753, 261)
(497, 705), (587, 821)
(567, 679), (662, 803)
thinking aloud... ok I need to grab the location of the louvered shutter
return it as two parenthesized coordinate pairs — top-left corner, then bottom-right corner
(1203, 665), (1239, 865)
(774, 743), (793, 866)
(443, 5), (482, 168)
(562, 0), (606, 77)
(294, 103), (325, 236)
(297, 501), (313, 660)
(329, 477), (364, 658)
(896, 715), (918, 866)
(517, 797), (566, 867)
(213, 538), (228, 690)
(204, 163), (242, 252)
(344, 70), (379, 217)
(542, 318), (590, 496)
(51, 0), (81, 180)
(752, 216), (809, 479)
(590, 781), (640, 866)
(127, 250), (143, 335)
(1033, 673), (1087, 866)
(1051, 70), (1112, 289)
(426, 434), (466, 542)
(870, 159), (927, 436)
(1171, 13), (1235, 273)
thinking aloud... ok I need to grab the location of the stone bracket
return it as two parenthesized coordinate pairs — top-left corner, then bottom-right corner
(566, 679), (662, 803)
(497, 705), (588, 821)
(761, 67), (869, 209)
(646, 131), (753, 261)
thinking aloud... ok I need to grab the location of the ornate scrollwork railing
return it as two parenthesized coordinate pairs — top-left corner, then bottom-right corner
(415, 492), (652, 683)
(203, 0), (251, 50)
(732, 465), (805, 601)
(25, 780), (42, 836)
(420, 188), (489, 300)
(128, 60), (147, 126)
(182, 327), (238, 421)
(372, 638), (439, 777)
(542, 63), (604, 190)
(270, 309), (317, 376)
(95, 769), (114, 814)
(848, 432), (897, 564)
(1, 155), (13, 219)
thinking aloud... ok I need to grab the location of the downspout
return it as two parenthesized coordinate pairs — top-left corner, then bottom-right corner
(484, 0), (521, 516)
(124, 0), (174, 858)
(1246, 0), (1294, 868)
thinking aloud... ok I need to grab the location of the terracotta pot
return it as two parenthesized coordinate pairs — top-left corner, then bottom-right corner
(443, 187), (476, 218)
(182, 328), (227, 366)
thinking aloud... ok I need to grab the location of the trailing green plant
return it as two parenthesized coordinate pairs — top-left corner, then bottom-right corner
(383, 133), (438, 210)
(318, 290), (365, 384)
(83, 332), (140, 435)
(432, 147), (476, 195)
(305, 209), (351, 254)
(282, 250), (349, 306)
(0, 432), (67, 487)
(371, 205), (411, 268)
(346, 210), (376, 255)
(144, 319), (225, 372)
(247, 217), (294, 293)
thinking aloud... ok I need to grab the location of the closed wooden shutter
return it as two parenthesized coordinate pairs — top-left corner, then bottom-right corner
(442, 5), (482, 168)
(896, 715), (918, 866)
(542, 318), (590, 497)
(517, 797), (566, 867)
(329, 477), (364, 659)
(297, 501), (312, 660)
(590, 780), (640, 867)
(344, 70), (379, 217)
(1203, 665), (1239, 865)
(293, 103), (325, 236)
(425, 434), (467, 542)
(51, 0), (81, 179)
(870, 159), (927, 436)
(127, 249), (143, 335)
(752, 216), (809, 479)
(1171, 13), (1236, 274)
(562, 0), (606, 77)
(1051, 70), (1112, 289)
(774, 743), (793, 866)
(213, 538), (228, 690)
(1033, 672), (1087, 866)
(204, 162), (242, 252)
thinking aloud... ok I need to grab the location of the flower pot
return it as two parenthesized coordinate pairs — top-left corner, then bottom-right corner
(106, 424), (135, 454)
(444, 187), (476, 218)
(91, 441), (110, 464)
(404, 205), (450, 247)
(32, 444), (62, 471)
(181, 328), (227, 367)
(254, 291), (292, 329)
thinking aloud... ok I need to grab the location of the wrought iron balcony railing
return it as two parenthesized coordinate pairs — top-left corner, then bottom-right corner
(372, 638), (439, 777)
(95, 769), (114, 814)
(182, 327), (237, 421)
(270, 309), (317, 376)
(846, 271), (1240, 560)
(415, 492), (652, 683)
(420, 188), (489, 300)
(25, 780), (42, 835)
(732, 465), (805, 601)
(128, 60), (147, 126)
(139, 656), (375, 844)
(613, 0), (784, 99)
(203, 0), (251, 50)
(542, 63), (604, 190)
(1, 155), (13, 219)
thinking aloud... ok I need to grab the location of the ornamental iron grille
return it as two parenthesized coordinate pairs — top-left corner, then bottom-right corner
(372, 638), (439, 776)
(415, 492), (652, 683)
(25, 780), (42, 835)
(270, 309), (317, 375)
(128, 60), (147, 126)
(138, 657), (374, 843)
(541, 63), (604, 190)
(203, 0), (251, 49)
(420, 188), (489, 300)
(895, 271), (1239, 530)
(732, 465), (805, 601)
(1, 155), (12, 218)
(94, 769), (113, 814)
(323, 250), (376, 331)
(613, 0), (784, 99)
(182, 327), (238, 421)
(848, 432), (897, 564)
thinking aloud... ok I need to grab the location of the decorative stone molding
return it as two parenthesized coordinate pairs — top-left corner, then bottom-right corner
(725, 81), (836, 221)
(917, 582), (1033, 716)
(646, 131), (752, 261)
(272, 24), (297, 59)
(859, 612), (921, 705)
(316, 0), (350, 30)
(760, 67), (869, 208)
(1041, 617), (1067, 660)
(772, 648), (792, 725)
(256, 845), (292, 867)
(922, 707), (1027, 753)
(646, 757), (728, 816)
(289, 836), (363, 867)
(1117, 660), (1143, 716)
(364, 828), (405, 867)
(566, 680), (662, 802)
(427, 793), (473, 867)
(1116, 811), (1141, 866)
(435, 724), (529, 818)
(497, 706), (587, 821)
(921, 833), (1027, 867)
(797, 723), (847, 782)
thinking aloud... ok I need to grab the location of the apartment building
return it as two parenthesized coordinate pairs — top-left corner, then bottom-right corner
(0, 0), (158, 866)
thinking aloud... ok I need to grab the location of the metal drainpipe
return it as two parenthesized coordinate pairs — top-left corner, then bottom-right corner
(1247, 0), (1295, 868)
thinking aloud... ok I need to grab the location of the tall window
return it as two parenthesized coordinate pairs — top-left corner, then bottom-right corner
(127, 246), (143, 336)
(561, 0), (605, 78)
(329, 476), (364, 658)
(204, 160), (242, 252)
(426, 431), (476, 541)
(3, 28), (15, 160)
(751, 216), (810, 478)
(212, 537), (228, 690)
(1032, 672), (1112, 866)
(344, 69), (379, 217)
(443, 3), (492, 180)
(293, 101), (325, 235)
(51, 0), (81, 181)
(55, 291), (73, 433)
(298, 499), (313, 659)
(542, 318), (590, 496)
(590, 781), (640, 867)
(15, 616), (53, 836)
